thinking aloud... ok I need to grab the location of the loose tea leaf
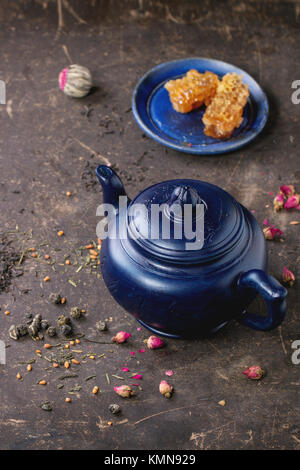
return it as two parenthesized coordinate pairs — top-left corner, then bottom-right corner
(58, 374), (79, 380)
(85, 375), (96, 381)
(17, 359), (36, 365)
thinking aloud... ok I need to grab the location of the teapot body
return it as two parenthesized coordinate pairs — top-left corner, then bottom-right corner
(96, 165), (286, 337)
(100, 207), (266, 338)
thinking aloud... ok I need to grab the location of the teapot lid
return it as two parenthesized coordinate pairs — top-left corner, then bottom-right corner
(126, 179), (245, 264)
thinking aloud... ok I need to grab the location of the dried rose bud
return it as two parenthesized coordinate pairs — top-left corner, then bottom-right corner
(146, 335), (165, 350)
(263, 225), (283, 240)
(284, 194), (300, 210)
(273, 193), (284, 212)
(242, 365), (264, 380)
(280, 185), (295, 197)
(159, 380), (173, 398)
(112, 331), (131, 343)
(114, 385), (135, 398)
(282, 266), (295, 286)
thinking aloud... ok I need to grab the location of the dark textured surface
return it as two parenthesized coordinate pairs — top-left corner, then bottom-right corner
(0, 0), (299, 450)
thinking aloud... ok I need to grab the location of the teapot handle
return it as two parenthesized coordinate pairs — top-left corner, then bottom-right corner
(237, 269), (287, 331)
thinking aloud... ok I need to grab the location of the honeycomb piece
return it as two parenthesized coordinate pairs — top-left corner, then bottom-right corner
(164, 70), (220, 113)
(203, 73), (249, 139)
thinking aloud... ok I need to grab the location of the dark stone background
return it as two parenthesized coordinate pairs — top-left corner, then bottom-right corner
(0, 0), (299, 450)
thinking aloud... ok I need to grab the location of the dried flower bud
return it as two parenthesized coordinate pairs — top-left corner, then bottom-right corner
(280, 185), (295, 196)
(159, 380), (173, 398)
(146, 335), (165, 349)
(112, 331), (131, 344)
(263, 225), (283, 240)
(114, 385), (135, 398)
(242, 365), (264, 380)
(282, 266), (295, 287)
(284, 194), (300, 210)
(273, 193), (284, 212)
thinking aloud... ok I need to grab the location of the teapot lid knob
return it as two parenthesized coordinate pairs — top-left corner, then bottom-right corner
(167, 185), (202, 210)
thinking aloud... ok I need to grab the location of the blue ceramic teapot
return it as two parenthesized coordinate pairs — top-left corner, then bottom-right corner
(96, 165), (287, 338)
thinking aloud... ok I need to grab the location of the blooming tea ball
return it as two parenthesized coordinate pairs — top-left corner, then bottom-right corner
(59, 64), (92, 98)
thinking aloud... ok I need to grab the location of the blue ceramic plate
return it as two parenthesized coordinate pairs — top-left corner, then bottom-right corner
(132, 58), (269, 155)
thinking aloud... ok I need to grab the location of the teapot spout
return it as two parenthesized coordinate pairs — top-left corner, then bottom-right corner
(95, 165), (128, 209)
